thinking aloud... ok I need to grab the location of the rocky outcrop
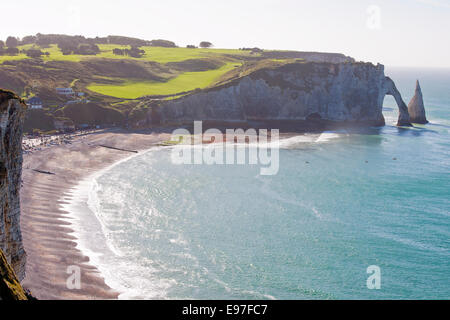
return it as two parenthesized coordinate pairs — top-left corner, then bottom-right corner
(408, 80), (428, 124)
(0, 89), (26, 282)
(146, 61), (412, 127)
(0, 249), (28, 300)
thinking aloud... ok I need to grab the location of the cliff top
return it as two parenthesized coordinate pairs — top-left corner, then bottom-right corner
(0, 89), (25, 107)
(196, 59), (381, 96)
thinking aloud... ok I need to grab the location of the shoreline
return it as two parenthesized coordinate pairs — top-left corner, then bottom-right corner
(20, 129), (171, 299)
(19, 128), (332, 299)
(60, 147), (158, 299)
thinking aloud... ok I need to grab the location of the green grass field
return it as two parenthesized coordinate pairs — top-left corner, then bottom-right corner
(1, 43), (261, 99)
(87, 62), (241, 99)
(2, 44), (254, 64)
(96, 45), (253, 63)
(0, 53), (30, 63)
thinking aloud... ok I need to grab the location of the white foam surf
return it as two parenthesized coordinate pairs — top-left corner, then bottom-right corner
(60, 148), (174, 299)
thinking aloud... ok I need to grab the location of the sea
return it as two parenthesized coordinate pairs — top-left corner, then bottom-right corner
(65, 66), (450, 299)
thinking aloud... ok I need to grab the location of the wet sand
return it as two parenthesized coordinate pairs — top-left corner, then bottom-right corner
(20, 129), (170, 299)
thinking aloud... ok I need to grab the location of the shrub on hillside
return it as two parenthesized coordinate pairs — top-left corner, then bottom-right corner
(112, 46), (145, 58)
(23, 109), (55, 133)
(23, 49), (44, 58)
(127, 46), (145, 58)
(199, 41), (213, 48)
(4, 47), (19, 55)
(60, 103), (125, 126)
(76, 43), (100, 55)
(149, 39), (177, 47)
(6, 36), (19, 48)
(106, 36), (148, 47)
(57, 42), (100, 55)
(21, 35), (37, 45)
(240, 47), (263, 53)
(36, 33), (86, 47)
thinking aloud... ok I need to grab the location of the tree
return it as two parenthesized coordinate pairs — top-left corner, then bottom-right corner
(113, 48), (124, 55)
(199, 41), (213, 48)
(148, 39), (176, 47)
(21, 35), (37, 45)
(6, 36), (19, 48)
(127, 46), (145, 58)
(24, 49), (44, 58)
(186, 45), (197, 49)
(57, 40), (77, 55)
(76, 43), (99, 55)
(0, 40), (4, 49)
(5, 47), (19, 55)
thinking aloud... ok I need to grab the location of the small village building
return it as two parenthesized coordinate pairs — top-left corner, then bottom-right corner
(27, 97), (43, 109)
(64, 99), (91, 106)
(56, 88), (75, 95)
(53, 119), (75, 132)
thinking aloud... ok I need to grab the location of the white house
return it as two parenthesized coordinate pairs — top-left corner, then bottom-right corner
(27, 97), (43, 109)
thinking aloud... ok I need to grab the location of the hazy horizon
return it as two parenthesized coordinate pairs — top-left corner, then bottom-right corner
(2, 0), (450, 68)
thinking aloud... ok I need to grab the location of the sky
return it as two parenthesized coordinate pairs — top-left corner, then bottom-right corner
(2, 0), (450, 68)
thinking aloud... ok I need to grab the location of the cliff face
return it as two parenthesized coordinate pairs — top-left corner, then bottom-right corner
(0, 90), (26, 282)
(147, 62), (411, 127)
(408, 80), (428, 124)
(0, 249), (28, 300)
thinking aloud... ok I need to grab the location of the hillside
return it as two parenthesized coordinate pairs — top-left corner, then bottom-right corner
(0, 34), (353, 133)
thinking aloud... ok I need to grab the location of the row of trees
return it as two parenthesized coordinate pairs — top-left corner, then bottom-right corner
(1, 34), (178, 48)
(0, 46), (50, 58)
(57, 42), (100, 55)
(112, 47), (146, 58)
(186, 42), (213, 49)
(23, 49), (50, 58)
(1, 34), (213, 50)
(1, 34), (216, 58)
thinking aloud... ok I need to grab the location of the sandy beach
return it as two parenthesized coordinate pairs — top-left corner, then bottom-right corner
(20, 129), (171, 299)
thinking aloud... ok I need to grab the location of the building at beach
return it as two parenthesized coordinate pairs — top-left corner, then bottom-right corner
(53, 118), (75, 132)
(56, 87), (75, 96)
(27, 96), (43, 109)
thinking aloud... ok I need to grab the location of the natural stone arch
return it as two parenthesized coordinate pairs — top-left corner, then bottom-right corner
(383, 77), (412, 126)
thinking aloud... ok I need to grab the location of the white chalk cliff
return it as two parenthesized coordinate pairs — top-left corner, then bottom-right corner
(0, 90), (27, 282)
(146, 61), (413, 128)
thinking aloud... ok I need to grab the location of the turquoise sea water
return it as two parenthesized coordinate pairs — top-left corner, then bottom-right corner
(75, 67), (449, 299)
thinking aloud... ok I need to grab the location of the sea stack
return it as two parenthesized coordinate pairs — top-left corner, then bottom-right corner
(408, 80), (428, 124)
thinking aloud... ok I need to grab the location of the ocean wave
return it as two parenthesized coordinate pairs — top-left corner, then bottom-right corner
(60, 147), (176, 299)
(169, 132), (343, 151)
